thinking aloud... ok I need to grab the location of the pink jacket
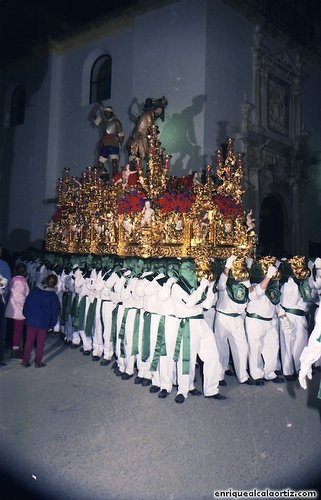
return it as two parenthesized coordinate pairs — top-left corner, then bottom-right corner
(5, 276), (30, 320)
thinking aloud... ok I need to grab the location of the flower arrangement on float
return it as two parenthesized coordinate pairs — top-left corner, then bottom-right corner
(117, 188), (195, 215)
(156, 190), (195, 213)
(117, 190), (147, 214)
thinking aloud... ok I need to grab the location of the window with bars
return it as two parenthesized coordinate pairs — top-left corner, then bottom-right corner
(10, 85), (25, 127)
(90, 55), (112, 104)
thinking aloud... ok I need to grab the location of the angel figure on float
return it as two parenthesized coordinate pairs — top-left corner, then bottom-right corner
(224, 219), (233, 234)
(123, 217), (134, 237)
(112, 164), (138, 189)
(140, 200), (155, 227)
(175, 217), (184, 231)
(246, 209), (256, 233)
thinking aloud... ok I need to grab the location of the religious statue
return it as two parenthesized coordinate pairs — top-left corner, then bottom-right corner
(127, 96), (168, 162)
(89, 103), (124, 177)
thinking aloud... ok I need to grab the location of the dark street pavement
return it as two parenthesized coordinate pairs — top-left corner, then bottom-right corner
(0, 332), (321, 500)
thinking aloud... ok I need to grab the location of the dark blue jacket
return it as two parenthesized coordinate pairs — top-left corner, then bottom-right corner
(23, 285), (60, 330)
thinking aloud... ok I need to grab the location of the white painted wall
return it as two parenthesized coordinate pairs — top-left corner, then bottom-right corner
(204, 0), (254, 159)
(131, 0), (207, 175)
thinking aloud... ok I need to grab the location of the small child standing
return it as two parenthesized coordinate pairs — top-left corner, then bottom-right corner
(5, 262), (29, 358)
(22, 274), (60, 368)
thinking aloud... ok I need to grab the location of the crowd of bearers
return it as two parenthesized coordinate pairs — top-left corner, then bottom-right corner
(2, 248), (321, 403)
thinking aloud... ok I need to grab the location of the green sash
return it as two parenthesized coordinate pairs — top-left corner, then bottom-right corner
(216, 310), (240, 317)
(111, 305), (119, 351)
(70, 294), (79, 319)
(150, 315), (167, 371)
(119, 308), (130, 358)
(72, 296), (86, 330)
(141, 312), (152, 362)
(173, 314), (203, 375)
(131, 309), (141, 356)
(173, 318), (191, 375)
(100, 300), (107, 333)
(85, 298), (97, 337)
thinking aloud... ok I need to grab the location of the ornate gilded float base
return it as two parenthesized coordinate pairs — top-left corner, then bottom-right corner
(46, 135), (256, 277)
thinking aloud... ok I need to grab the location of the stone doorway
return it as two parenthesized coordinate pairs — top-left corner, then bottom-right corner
(259, 195), (285, 257)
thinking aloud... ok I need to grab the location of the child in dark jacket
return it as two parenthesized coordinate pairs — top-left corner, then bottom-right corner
(22, 274), (60, 367)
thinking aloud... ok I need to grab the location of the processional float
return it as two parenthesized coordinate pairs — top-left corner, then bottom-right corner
(45, 124), (257, 277)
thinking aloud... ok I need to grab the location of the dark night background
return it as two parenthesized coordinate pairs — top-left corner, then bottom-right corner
(0, 0), (139, 66)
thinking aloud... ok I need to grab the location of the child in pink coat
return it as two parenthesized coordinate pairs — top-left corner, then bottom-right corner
(5, 263), (29, 358)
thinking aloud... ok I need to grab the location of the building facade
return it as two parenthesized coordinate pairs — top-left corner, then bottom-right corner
(1, 0), (321, 256)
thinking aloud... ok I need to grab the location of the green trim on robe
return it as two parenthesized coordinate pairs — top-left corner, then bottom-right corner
(246, 312), (272, 321)
(226, 280), (248, 304)
(281, 305), (307, 317)
(298, 279), (313, 303)
(216, 310), (240, 317)
(265, 281), (280, 305)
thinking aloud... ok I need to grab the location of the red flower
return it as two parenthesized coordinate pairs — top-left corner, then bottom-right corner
(212, 195), (243, 218)
(156, 191), (195, 213)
